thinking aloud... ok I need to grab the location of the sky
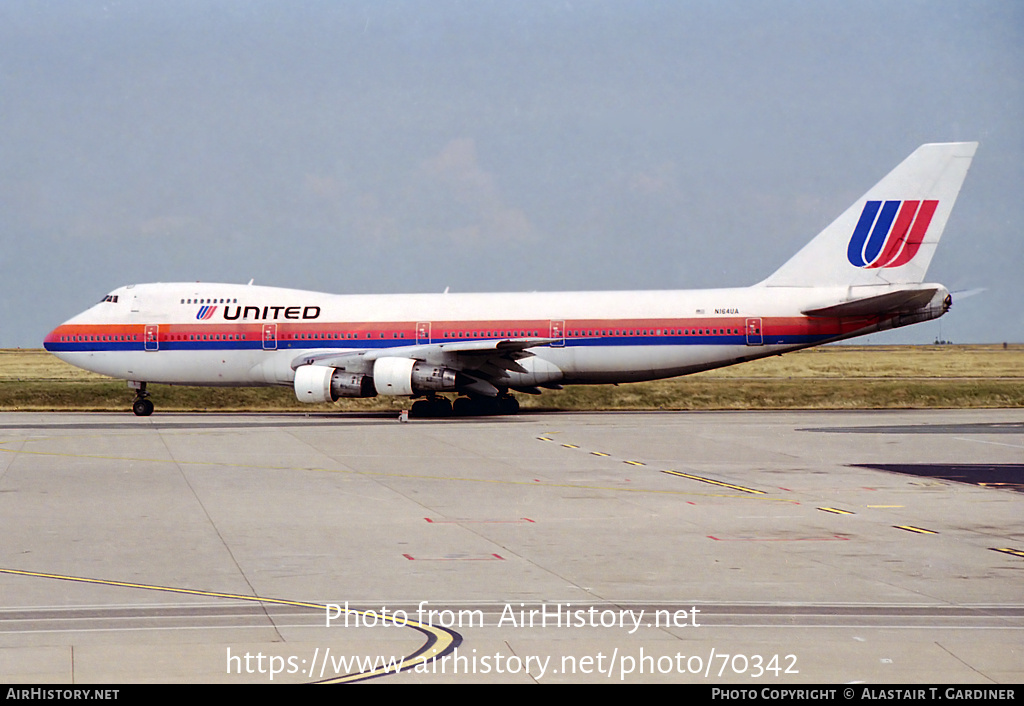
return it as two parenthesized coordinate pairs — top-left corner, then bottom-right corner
(1, 1), (1021, 347)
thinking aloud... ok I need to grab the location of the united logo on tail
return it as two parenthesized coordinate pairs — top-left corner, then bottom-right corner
(847, 199), (938, 269)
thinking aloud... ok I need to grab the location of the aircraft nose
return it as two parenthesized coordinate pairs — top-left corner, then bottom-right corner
(43, 323), (67, 353)
(43, 315), (82, 357)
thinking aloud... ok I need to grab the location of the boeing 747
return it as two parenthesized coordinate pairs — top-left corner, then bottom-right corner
(44, 142), (978, 417)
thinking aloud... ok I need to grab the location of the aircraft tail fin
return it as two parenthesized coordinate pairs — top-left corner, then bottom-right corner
(759, 142), (977, 288)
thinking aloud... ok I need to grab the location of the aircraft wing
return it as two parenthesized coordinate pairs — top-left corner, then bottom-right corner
(290, 337), (559, 375)
(801, 287), (941, 318)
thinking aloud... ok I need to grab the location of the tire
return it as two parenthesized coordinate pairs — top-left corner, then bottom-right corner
(452, 397), (477, 416)
(410, 397), (453, 418)
(497, 396), (520, 415)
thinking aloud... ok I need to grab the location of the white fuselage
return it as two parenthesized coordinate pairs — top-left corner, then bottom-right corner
(44, 281), (942, 392)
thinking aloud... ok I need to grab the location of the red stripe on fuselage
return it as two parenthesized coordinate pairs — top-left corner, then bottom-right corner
(47, 314), (885, 347)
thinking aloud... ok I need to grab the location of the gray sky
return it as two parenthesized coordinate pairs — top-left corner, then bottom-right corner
(2, 1), (1021, 347)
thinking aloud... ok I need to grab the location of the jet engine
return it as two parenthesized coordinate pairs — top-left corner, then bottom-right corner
(293, 365), (376, 403)
(293, 358), (463, 403)
(372, 357), (459, 396)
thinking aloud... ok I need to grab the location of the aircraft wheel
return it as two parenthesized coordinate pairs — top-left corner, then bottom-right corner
(410, 397), (453, 418)
(454, 396), (505, 416)
(497, 395), (520, 415)
(472, 397), (499, 416)
(429, 396), (453, 417)
(475, 397), (499, 413)
(132, 398), (154, 417)
(454, 397), (488, 416)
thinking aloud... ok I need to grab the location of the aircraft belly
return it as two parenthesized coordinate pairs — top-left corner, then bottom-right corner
(543, 345), (748, 384)
(56, 351), (273, 386)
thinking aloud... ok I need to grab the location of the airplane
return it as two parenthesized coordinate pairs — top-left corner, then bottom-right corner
(44, 142), (977, 418)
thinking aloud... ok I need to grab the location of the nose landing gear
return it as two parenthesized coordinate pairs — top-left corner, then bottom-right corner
(130, 382), (154, 416)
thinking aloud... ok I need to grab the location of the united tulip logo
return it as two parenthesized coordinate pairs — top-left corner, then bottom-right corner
(847, 200), (938, 269)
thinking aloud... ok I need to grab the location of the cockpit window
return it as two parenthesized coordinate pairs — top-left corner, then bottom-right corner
(101, 295), (119, 303)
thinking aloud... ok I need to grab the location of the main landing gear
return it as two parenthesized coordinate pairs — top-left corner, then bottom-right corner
(131, 382), (154, 417)
(409, 394), (520, 418)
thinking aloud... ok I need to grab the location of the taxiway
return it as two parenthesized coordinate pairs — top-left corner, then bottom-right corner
(0, 410), (1020, 683)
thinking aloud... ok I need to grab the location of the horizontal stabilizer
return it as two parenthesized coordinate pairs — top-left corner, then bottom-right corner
(802, 287), (940, 318)
(951, 287), (985, 302)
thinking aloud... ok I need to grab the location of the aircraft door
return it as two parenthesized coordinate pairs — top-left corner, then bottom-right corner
(262, 323), (277, 351)
(549, 320), (565, 347)
(745, 318), (763, 346)
(417, 322), (431, 345)
(144, 325), (159, 351)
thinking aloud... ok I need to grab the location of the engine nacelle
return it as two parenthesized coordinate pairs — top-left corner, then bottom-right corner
(373, 357), (459, 396)
(294, 365), (376, 403)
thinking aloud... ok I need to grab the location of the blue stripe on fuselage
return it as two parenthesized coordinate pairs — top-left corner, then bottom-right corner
(45, 333), (834, 353)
